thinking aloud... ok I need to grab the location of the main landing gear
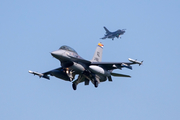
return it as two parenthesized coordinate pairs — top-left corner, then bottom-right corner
(94, 79), (98, 88)
(72, 83), (77, 90)
(72, 77), (99, 90)
(66, 70), (74, 82)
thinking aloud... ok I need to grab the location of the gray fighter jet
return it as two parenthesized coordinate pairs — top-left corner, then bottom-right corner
(101, 26), (125, 40)
(29, 43), (142, 90)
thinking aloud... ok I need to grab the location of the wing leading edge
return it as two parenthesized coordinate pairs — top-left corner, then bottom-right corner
(29, 67), (64, 80)
(91, 60), (142, 70)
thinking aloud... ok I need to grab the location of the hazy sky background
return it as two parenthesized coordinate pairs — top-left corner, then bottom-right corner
(1, 0), (180, 120)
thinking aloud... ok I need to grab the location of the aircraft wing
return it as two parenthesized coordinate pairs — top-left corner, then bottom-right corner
(101, 36), (107, 39)
(68, 56), (142, 70)
(67, 55), (91, 65)
(29, 67), (63, 80)
(91, 62), (139, 70)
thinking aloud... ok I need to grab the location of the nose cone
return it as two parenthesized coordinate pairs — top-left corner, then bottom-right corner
(51, 50), (63, 59)
(51, 50), (58, 57)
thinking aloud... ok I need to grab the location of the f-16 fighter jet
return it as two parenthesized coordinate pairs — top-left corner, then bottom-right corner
(101, 26), (125, 40)
(29, 43), (142, 90)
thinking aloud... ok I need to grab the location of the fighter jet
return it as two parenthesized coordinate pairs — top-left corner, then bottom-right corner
(29, 43), (142, 90)
(101, 26), (126, 40)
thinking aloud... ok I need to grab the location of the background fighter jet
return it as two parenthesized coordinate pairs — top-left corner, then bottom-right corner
(29, 43), (142, 90)
(101, 26), (126, 40)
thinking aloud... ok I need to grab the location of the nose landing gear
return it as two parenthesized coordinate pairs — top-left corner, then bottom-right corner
(66, 70), (74, 81)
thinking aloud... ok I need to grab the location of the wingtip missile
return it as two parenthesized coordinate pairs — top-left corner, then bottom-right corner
(140, 61), (143, 66)
(28, 70), (33, 74)
(28, 70), (50, 80)
(29, 70), (43, 77)
(128, 58), (143, 66)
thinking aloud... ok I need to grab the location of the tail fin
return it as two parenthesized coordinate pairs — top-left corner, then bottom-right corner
(91, 43), (104, 62)
(104, 26), (110, 34)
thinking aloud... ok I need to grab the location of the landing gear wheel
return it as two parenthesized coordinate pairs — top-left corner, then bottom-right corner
(69, 78), (73, 82)
(72, 83), (77, 90)
(94, 80), (98, 88)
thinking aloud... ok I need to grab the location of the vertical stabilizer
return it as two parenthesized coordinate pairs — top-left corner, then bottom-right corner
(104, 26), (110, 34)
(91, 43), (104, 62)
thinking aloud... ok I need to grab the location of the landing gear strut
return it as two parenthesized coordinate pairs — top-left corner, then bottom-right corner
(72, 83), (77, 90)
(94, 80), (98, 88)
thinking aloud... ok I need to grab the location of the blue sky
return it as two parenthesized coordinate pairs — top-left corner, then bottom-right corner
(1, 0), (180, 120)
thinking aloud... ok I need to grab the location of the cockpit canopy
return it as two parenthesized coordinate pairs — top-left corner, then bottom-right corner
(59, 45), (77, 54)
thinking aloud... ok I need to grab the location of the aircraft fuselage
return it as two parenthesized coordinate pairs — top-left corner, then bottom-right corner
(51, 49), (108, 82)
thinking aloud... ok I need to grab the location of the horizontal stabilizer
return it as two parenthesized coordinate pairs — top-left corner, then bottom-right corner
(111, 72), (131, 78)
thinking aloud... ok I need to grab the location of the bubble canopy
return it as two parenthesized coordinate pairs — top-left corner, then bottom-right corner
(59, 45), (77, 54)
